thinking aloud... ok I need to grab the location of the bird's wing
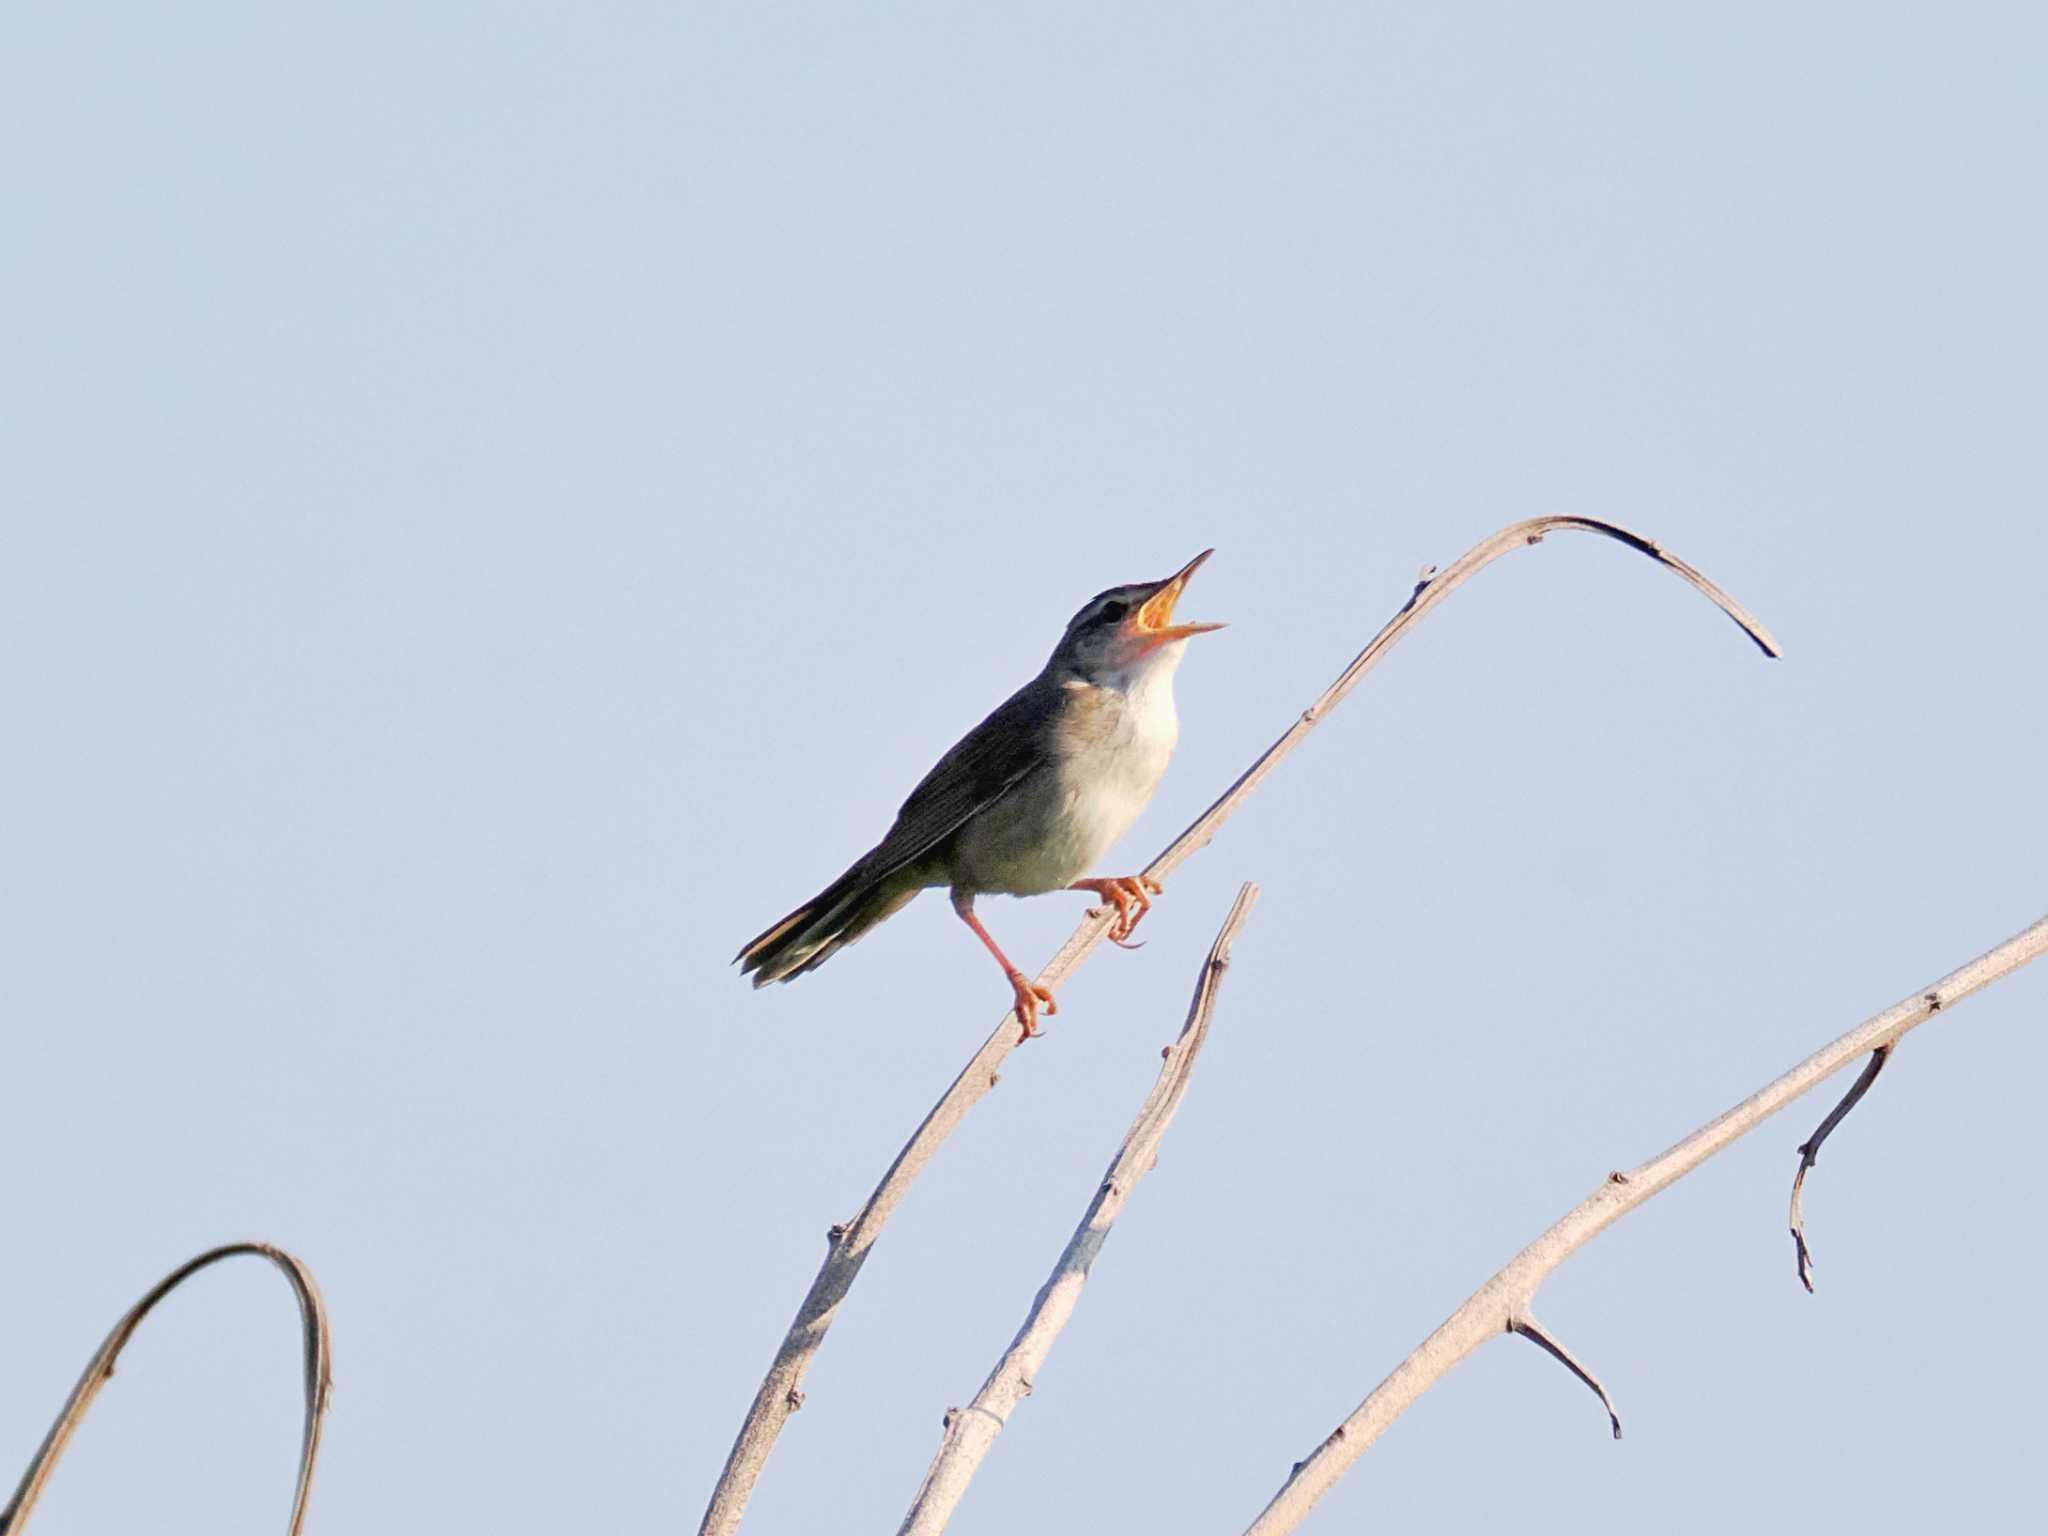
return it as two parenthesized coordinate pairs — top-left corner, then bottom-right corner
(859, 678), (1051, 883)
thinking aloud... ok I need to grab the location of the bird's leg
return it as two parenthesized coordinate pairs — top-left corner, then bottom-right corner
(1067, 875), (1164, 948)
(951, 890), (1056, 1041)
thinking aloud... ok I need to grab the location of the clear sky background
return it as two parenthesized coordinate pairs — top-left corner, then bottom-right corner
(4, 4), (2044, 1533)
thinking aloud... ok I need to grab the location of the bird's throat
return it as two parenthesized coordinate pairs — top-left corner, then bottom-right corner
(1094, 634), (1190, 697)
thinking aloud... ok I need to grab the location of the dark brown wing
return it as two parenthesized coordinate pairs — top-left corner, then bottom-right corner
(858, 676), (1053, 883)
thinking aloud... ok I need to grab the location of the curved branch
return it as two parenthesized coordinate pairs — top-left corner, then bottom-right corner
(897, 883), (1259, 1535)
(1, 1242), (333, 1536)
(1242, 913), (2048, 1536)
(1143, 517), (1775, 896)
(699, 517), (1777, 1535)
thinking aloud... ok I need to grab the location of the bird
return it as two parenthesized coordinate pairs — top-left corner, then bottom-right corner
(737, 550), (1223, 1039)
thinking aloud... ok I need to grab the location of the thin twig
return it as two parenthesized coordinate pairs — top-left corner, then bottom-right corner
(897, 883), (1259, 1535)
(1509, 1316), (1622, 1440)
(699, 517), (1776, 1535)
(1241, 913), (2048, 1536)
(0, 1242), (332, 1536)
(1789, 1044), (1892, 1292)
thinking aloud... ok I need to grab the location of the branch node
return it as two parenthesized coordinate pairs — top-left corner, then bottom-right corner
(1787, 1045), (1892, 1294)
(1511, 1315), (1623, 1440)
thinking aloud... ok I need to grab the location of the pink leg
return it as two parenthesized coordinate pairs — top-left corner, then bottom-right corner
(952, 890), (1057, 1041)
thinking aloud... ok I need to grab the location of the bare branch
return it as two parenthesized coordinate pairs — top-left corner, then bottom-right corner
(1242, 913), (2048, 1536)
(897, 883), (1259, 1535)
(1789, 1044), (1892, 1292)
(0, 1242), (332, 1536)
(1509, 1315), (1622, 1440)
(700, 518), (1775, 1534)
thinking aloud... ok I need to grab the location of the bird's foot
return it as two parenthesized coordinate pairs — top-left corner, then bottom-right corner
(1006, 969), (1057, 1042)
(1070, 875), (1164, 947)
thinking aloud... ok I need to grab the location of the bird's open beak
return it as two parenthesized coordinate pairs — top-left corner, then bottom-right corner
(1135, 549), (1226, 641)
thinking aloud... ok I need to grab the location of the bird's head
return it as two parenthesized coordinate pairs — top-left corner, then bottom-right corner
(1049, 549), (1225, 687)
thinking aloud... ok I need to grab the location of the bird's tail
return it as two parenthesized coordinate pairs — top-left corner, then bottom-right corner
(736, 861), (921, 986)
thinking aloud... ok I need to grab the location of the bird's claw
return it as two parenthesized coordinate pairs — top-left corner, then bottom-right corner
(1072, 875), (1163, 945)
(1006, 970), (1057, 1042)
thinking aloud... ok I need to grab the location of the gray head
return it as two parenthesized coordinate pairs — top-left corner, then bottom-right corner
(1047, 549), (1224, 685)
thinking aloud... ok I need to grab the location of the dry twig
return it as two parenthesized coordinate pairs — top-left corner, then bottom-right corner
(897, 882), (1259, 1535)
(1241, 913), (2048, 1536)
(698, 517), (1777, 1535)
(1788, 1043), (1892, 1291)
(0, 1242), (332, 1536)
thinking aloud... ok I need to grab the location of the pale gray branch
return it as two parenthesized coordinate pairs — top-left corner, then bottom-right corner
(1242, 913), (2048, 1536)
(699, 517), (1776, 1535)
(897, 883), (1259, 1536)
(1789, 1043), (1893, 1292)
(0, 1242), (332, 1536)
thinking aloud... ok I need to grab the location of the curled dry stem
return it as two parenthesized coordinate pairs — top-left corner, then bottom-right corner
(0, 1242), (332, 1536)
(700, 517), (1778, 1535)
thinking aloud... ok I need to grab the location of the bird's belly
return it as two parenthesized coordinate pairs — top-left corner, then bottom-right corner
(952, 729), (1171, 896)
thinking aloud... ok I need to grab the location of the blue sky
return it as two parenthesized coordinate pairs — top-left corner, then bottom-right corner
(4, 5), (2044, 1532)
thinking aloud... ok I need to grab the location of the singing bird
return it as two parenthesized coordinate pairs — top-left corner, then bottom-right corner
(737, 550), (1223, 1037)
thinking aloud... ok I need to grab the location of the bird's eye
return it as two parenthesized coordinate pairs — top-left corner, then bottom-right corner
(1096, 600), (1129, 626)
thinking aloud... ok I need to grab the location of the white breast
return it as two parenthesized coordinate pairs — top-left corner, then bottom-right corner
(948, 639), (1189, 896)
(984, 638), (1181, 893)
(1056, 661), (1179, 869)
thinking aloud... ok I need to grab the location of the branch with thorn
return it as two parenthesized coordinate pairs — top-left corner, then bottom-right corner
(1510, 1316), (1621, 1440)
(1239, 914), (2048, 1536)
(698, 517), (1778, 1535)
